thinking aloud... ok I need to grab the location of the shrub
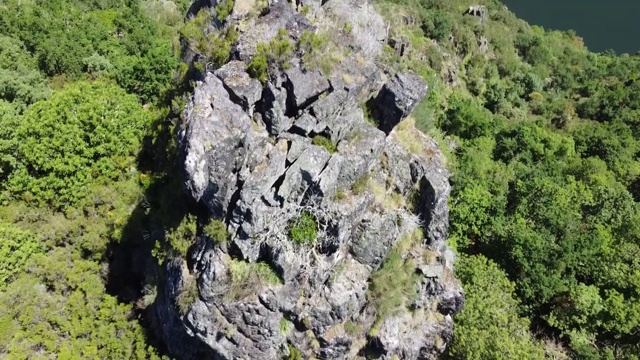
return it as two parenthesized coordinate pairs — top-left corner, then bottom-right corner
(204, 219), (229, 244)
(288, 211), (317, 245)
(287, 344), (303, 360)
(227, 259), (282, 300)
(8, 81), (150, 208)
(247, 28), (293, 83)
(176, 274), (199, 314)
(312, 135), (337, 153)
(367, 248), (420, 320)
(166, 215), (197, 256)
(351, 174), (370, 195)
(215, 0), (234, 22)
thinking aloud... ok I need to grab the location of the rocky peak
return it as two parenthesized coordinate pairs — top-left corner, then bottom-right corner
(160, 1), (463, 359)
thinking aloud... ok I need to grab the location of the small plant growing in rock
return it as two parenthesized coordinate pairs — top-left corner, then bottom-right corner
(204, 219), (229, 244)
(289, 211), (317, 245)
(227, 259), (282, 300)
(312, 135), (337, 153)
(351, 174), (370, 195)
(280, 317), (292, 335)
(367, 247), (420, 321)
(247, 28), (293, 83)
(287, 343), (303, 360)
(166, 214), (197, 256)
(334, 188), (347, 201)
(343, 22), (353, 34)
(176, 274), (199, 314)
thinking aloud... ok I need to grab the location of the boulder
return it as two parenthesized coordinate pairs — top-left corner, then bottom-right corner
(375, 71), (428, 134)
(215, 60), (263, 110)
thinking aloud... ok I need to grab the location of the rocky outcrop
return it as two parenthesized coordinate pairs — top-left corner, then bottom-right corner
(159, 1), (463, 359)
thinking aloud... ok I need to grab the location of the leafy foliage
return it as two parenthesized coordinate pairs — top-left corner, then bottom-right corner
(288, 211), (317, 245)
(312, 135), (337, 153)
(7, 81), (151, 208)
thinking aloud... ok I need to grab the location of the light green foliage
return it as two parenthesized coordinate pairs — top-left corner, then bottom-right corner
(279, 317), (292, 335)
(7, 81), (151, 208)
(367, 246), (419, 321)
(227, 259), (282, 300)
(166, 215), (197, 256)
(0, 224), (42, 288)
(287, 343), (303, 360)
(351, 174), (370, 195)
(181, 11), (239, 69)
(312, 135), (337, 153)
(447, 255), (546, 359)
(215, 0), (234, 22)
(288, 211), (317, 245)
(298, 30), (333, 74)
(247, 28), (293, 83)
(0, 249), (162, 359)
(204, 219), (229, 244)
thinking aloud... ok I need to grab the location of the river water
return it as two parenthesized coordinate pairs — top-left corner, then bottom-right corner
(500, 0), (640, 54)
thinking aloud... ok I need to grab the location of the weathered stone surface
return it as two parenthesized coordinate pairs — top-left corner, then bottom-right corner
(375, 71), (428, 134)
(263, 81), (292, 135)
(215, 60), (263, 110)
(180, 73), (253, 218)
(285, 67), (331, 109)
(336, 118), (386, 189)
(161, 1), (463, 359)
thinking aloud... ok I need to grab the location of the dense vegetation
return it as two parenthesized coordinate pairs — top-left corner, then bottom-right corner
(374, 0), (640, 358)
(0, 0), (193, 357)
(1, 0), (639, 358)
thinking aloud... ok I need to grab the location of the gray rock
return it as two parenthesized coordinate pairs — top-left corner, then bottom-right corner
(263, 81), (292, 135)
(215, 60), (263, 110)
(350, 212), (399, 268)
(292, 111), (317, 135)
(285, 67), (331, 109)
(180, 73), (253, 217)
(277, 144), (331, 203)
(375, 71), (428, 134)
(336, 119), (386, 189)
(160, 2), (463, 359)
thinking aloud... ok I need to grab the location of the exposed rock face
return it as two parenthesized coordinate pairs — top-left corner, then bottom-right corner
(375, 72), (428, 134)
(158, 1), (463, 359)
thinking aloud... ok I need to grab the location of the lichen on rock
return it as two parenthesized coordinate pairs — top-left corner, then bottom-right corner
(158, 0), (464, 359)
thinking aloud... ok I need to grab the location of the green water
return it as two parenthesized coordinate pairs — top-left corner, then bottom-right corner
(500, 0), (640, 54)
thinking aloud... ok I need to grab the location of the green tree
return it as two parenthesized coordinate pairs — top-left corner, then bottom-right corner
(8, 81), (151, 208)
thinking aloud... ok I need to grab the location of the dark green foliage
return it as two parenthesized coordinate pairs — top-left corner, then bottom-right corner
(7, 81), (151, 208)
(288, 211), (317, 245)
(312, 135), (337, 153)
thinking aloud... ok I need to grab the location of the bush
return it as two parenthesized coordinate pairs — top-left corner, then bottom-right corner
(8, 81), (151, 208)
(204, 219), (229, 244)
(312, 135), (337, 153)
(215, 0), (234, 22)
(176, 274), (199, 314)
(166, 215), (197, 256)
(288, 211), (317, 245)
(227, 259), (282, 300)
(367, 247), (419, 320)
(351, 174), (370, 195)
(247, 28), (293, 83)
